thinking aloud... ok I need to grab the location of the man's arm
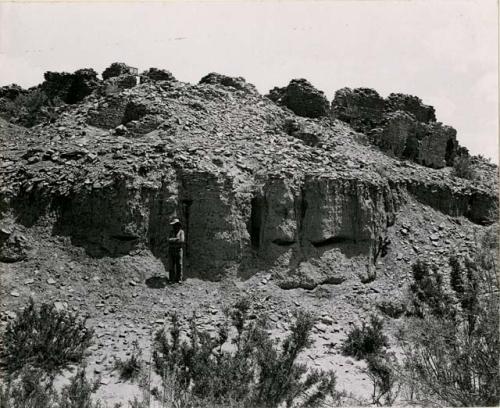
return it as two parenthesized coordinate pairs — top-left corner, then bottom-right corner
(169, 230), (185, 243)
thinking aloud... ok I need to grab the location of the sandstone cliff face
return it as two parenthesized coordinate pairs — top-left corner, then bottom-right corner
(0, 67), (497, 289)
(4, 169), (402, 287)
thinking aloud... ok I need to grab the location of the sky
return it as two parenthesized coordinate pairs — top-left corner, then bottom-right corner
(0, 0), (498, 161)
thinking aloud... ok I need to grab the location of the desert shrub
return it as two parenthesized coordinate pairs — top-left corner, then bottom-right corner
(114, 340), (143, 382)
(399, 233), (500, 406)
(0, 366), (102, 408)
(451, 155), (476, 180)
(58, 367), (102, 408)
(1, 299), (94, 375)
(365, 353), (400, 406)
(0, 367), (54, 408)
(341, 315), (388, 360)
(408, 259), (455, 319)
(153, 301), (339, 407)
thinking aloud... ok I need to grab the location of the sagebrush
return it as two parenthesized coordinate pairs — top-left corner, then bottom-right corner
(0, 299), (94, 375)
(399, 229), (499, 406)
(0, 366), (102, 408)
(341, 315), (388, 360)
(152, 299), (339, 408)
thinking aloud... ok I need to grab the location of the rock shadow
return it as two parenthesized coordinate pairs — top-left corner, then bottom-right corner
(145, 275), (170, 289)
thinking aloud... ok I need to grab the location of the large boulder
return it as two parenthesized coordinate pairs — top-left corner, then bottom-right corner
(386, 93), (436, 123)
(416, 122), (458, 168)
(331, 87), (386, 132)
(0, 84), (27, 100)
(43, 68), (100, 104)
(372, 111), (416, 158)
(102, 63), (138, 80)
(0, 225), (31, 263)
(0, 70), (100, 126)
(199, 73), (258, 94)
(267, 79), (330, 118)
(372, 111), (458, 168)
(140, 68), (176, 83)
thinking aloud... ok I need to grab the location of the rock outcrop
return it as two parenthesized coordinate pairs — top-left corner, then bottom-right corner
(332, 87), (459, 169)
(0, 224), (31, 263)
(140, 68), (176, 83)
(0, 69), (100, 126)
(386, 93), (436, 123)
(199, 73), (258, 94)
(371, 112), (458, 168)
(0, 84), (27, 101)
(42, 69), (100, 104)
(0, 66), (496, 289)
(267, 79), (330, 118)
(331, 88), (386, 133)
(102, 63), (138, 80)
(282, 119), (328, 147)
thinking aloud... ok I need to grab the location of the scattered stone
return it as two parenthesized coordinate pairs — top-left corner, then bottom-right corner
(0, 230), (31, 263)
(4, 311), (17, 320)
(315, 323), (328, 333)
(319, 315), (334, 325)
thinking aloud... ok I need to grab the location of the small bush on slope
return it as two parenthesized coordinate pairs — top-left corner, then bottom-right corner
(1, 298), (94, 375)
(152, 300), (339, 408)
(0, 367), (53, 408)
(408, 259), (454, 319)
(364, 353), (400, 406)
(113, 340), (143, 382)
(57, 367), (102, 408)
(341, 316), (399, 405)
(341, 315), (388, 360)
(399, 229), (499, 406)
(451, 155), (476, 180)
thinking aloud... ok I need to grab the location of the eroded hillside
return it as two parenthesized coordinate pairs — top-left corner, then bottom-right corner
(0, 63), (497, 405)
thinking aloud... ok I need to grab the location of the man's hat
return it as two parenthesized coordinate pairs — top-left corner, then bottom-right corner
(170, 218), (181, 225)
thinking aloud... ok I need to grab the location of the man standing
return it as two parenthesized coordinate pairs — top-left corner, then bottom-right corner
(168, 218), (185, 283)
